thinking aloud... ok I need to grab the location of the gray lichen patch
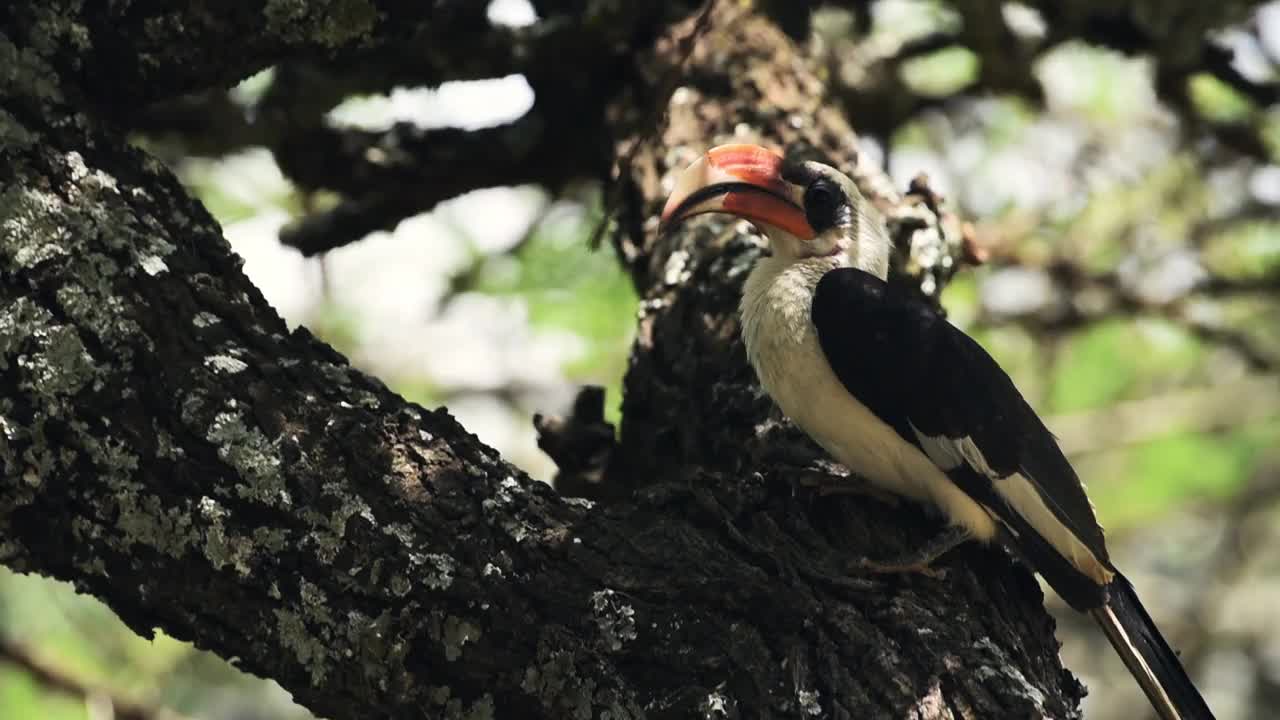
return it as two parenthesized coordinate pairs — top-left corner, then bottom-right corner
(2, 420), (65, 489)
(3, 180), (158, 356)
(22, 2), (93, 56)
(589, 589), (637, 652)
(200, 404), (289, 506)
(0, 33), (64, 104)
(441, 615), (482, 662)
(17, 324), (98, 399)
(381, 521), (414, 547)
(343, 609), (405, 691)
(10, 161), (92, 244)
(388, 574), (412, 597)
(78, 432), (140, 477)
(204, 354), (248, 374)
(0, 299), (54, 368)
(54, 277), (145, 354)
(139, 254), (168, 276)
(0, 108), (38, 154)
(193, 312), (221, 328)
(973, 636), (1049, 712)
(197, 495), (284, 575)
(425, 686), (498, 720)
(1, 476), (36, 513)
(412, 552), (456, 591)
(200, 500), (251, 572)
(518, 640), (642, 720)
(0, 410), (19, 477)
(1, 149), (176, 295)
(263, 0), (380, 48)
(796, 688), (822, 716)
(116, 485), (195, 557)
(0, 187), (73, 268)
(299, 578), (334, 626)
(662, 248), (692, 286)
(153, 425), (184, 459)
(298, 482), (377, 564)
(521, 648), (597, 720)
(316, 361), (362, 390)
(447, 693), (497, 720)
(61, 151), (118, 195)
(480, 476), (537, 543)
(702, 691), (736, 718)
(273, 607), (331, 686)
(10, 239), (69, 269)
(252, 526), (288, 554)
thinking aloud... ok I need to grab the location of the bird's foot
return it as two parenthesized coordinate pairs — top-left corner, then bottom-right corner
(848, 526), (972, 580)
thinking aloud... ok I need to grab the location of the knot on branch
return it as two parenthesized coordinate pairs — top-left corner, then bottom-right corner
(534, 386), (618, 500)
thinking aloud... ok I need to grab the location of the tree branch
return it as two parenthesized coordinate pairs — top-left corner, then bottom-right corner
(3, 3), (1092, 718)
(266, 4), (686, 255)
(0, 107), (1082, 715)
(276, 114), (600, 256)
(30, 1), (467, 109)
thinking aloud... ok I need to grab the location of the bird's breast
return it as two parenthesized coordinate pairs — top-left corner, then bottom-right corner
(739, 259), (1000, 541)
(741, 258), (911, 491)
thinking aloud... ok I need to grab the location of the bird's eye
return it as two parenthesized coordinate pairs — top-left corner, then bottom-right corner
(804, 180), (842, 231)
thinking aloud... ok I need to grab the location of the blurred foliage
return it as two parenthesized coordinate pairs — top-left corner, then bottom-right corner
(472, 200), (637, 424)
(1204, 221), (1280, 279)
(1038, 43), (1156, 123)
(1093, 422), (1278, 527)
(900, 46), (979, 97)
(304, 301), (367, 362)
(1189, 73), (1257, 123)
(161, 153), (305, 226)
(1047, 319), (1203, 414)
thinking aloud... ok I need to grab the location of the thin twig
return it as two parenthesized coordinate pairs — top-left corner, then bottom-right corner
(0, 640), (189, 720)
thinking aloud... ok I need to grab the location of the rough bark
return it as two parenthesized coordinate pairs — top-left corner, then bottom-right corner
(0, 2), (1137, 719)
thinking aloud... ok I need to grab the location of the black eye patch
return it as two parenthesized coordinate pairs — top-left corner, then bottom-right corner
(804, 180), (848, 232)
(781, 157), (820, 186)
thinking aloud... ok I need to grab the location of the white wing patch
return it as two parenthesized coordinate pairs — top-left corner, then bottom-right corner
(910, 424), (1114, 585)
(911, 427), (970, 471)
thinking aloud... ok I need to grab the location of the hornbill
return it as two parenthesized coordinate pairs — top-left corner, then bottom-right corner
(661, 143), (1215, 720)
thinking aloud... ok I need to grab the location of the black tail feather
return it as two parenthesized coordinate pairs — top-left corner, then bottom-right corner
(1091, 572), (1214, 720)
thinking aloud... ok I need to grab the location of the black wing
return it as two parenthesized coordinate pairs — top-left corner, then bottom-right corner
(812, 267), (1110, 609)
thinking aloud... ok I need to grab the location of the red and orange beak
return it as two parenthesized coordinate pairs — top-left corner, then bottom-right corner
(660, 144), (815, 240)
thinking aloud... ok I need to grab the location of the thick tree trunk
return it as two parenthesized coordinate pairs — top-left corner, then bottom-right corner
(1, 3), (1094, 719)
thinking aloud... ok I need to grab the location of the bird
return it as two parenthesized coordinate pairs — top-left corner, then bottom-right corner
(660, 143), (1215, 720)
